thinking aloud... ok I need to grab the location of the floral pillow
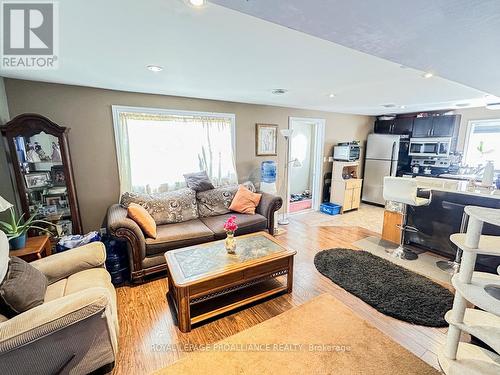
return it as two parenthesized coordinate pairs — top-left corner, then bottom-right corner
(120, 188), (198, 225)
(196, 182), (255, 218)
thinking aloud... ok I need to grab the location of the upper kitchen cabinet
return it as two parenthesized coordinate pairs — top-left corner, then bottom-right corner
(374, 119), (393, 134)
(393, 117), (413, 134)
(412, 117), (433, 137)
(374, 118), (413, 135)
(412, 115), (461, 137)
(431, 115), (461, 137)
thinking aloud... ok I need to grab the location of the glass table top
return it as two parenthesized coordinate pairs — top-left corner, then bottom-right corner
(172, 234), (286, 279)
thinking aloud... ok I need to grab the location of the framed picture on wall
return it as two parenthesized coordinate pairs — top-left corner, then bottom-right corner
(255, 124), (278, 156)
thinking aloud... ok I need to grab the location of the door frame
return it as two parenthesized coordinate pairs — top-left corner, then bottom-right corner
(287, 117), (326, 214)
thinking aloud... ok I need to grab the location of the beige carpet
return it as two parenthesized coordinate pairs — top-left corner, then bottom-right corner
(156, 294), (440, 375)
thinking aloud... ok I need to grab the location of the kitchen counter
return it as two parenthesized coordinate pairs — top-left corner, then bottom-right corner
(415, 176), (500, 200)
(403, 178), (500, 273)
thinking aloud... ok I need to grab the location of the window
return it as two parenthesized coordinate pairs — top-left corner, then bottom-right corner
(464, 119), (500, 169)
(112, 106), (237, 194)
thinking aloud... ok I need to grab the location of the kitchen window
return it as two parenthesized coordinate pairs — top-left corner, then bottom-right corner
(112, 106), (237, 194)
(464, 119), (500, 169)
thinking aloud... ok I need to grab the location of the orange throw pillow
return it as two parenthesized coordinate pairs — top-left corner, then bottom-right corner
(127, 203), (157, 238)
(229, 185), (262, 215)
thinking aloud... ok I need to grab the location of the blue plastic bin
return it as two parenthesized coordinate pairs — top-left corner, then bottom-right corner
(320, 202), (342, 215)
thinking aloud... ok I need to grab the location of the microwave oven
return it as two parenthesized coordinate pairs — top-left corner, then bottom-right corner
(333, 144), (360, 161)
(408, 137), (452, 157)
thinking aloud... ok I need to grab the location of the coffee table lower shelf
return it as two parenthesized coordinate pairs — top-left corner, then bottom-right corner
(168, 277), (288, 332)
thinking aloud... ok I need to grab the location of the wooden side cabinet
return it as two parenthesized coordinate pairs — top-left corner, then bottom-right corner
(330, 161), (362, 213)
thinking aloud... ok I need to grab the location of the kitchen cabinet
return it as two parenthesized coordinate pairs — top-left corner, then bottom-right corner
(392, 117), (413, 134)
(374, 119), (393, 134)
(412, 115), (461, 138)
(432, 115), (460, 137)
(412, 117), (433, 137)
(374, 118), (413, 135)
(330, 161), (362, 213)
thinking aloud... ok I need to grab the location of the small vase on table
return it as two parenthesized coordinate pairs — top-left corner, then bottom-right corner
(223, 216), (238, 255)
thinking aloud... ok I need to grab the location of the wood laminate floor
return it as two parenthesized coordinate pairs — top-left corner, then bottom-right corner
(112, 216), (447, 374)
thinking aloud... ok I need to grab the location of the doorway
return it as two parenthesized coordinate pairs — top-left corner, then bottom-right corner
(287, 117), (325, 214)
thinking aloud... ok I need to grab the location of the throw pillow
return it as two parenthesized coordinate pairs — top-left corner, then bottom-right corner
(196, 182), (256, 218)
(183, 171), (215, 192)
(120, 188), (199, 224)
(229, 185), (262, 215)
(127, 203), (157, 238)
(0, 257), (48, 318)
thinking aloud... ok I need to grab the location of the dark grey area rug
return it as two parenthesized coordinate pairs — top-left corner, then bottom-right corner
(314, 249), (453, 327)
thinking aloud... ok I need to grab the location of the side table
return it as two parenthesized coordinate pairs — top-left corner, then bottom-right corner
(9, 235), (52, 262)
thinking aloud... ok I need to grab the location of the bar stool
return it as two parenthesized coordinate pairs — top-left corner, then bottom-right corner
(383, 177), (432, 260)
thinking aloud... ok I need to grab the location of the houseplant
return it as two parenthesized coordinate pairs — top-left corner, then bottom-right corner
(223, 215), (238, 254)
(0, 195), (54, 250)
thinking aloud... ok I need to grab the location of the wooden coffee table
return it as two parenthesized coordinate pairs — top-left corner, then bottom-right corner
(164, 231), (296, 332)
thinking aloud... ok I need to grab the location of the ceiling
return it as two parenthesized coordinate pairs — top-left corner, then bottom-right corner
(211, 0), (500, 99)
(0, 0), (496, 115)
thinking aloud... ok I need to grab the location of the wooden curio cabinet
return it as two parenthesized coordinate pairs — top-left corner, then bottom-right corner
(1, 114), (82, 236)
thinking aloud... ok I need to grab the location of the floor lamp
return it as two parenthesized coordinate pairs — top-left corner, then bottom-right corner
(278, 128), (301, 225)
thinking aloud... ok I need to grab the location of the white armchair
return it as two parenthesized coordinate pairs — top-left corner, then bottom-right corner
(0, 232), (118, 375)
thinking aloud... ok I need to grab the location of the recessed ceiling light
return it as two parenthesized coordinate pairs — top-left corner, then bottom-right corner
(400, 105), (407, 109)
(188, 0), (205, 7)
(382, 103), (396, 108)
(147, 65), (163, 72)
(486, 102), (500, 110)
(455, 103), (469, 107)
(328, 93), (336, 98)
(272, 89), (288, 95)
(422, 72), (434, 79)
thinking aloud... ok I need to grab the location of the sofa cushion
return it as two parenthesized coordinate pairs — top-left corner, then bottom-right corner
(120, 188), (199, 225)
(127, 203), (157, 238)
(145, 219), (214, 255)
(0, 257), (48, 318)
(65, 268), (117, 315)
(196, 182), (256, 218)
(200, 213), (267, 240)
(229, 185), (262, 214)
(44, 279), (67, 303)
(183, 171), (215, 192)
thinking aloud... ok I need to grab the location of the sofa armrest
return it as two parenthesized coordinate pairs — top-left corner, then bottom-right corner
(0, 287), (117, 354)
(107, 204), (146, 281)
(256, 192), (283, 235)
(31, 242), (106, 284)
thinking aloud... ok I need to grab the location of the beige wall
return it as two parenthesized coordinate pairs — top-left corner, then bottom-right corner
(4, 79), (373, 232)
(455, 106), (500, 152)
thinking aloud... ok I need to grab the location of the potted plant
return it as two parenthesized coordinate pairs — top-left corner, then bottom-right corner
(0, 195), (55, 250)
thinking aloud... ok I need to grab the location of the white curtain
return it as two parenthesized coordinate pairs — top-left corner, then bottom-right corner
(113, 110), (237, 194)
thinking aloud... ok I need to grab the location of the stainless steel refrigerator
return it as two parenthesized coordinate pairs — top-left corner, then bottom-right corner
(362, 134), (409, 205)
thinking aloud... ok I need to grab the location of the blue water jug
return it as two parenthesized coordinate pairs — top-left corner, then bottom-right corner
(261, 161), (277, 183)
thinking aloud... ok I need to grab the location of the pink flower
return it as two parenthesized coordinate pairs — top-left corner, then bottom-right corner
(223, 216), (238, 233)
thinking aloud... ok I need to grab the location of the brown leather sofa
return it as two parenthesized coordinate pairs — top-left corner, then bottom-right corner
(107, 192), (282, 283)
